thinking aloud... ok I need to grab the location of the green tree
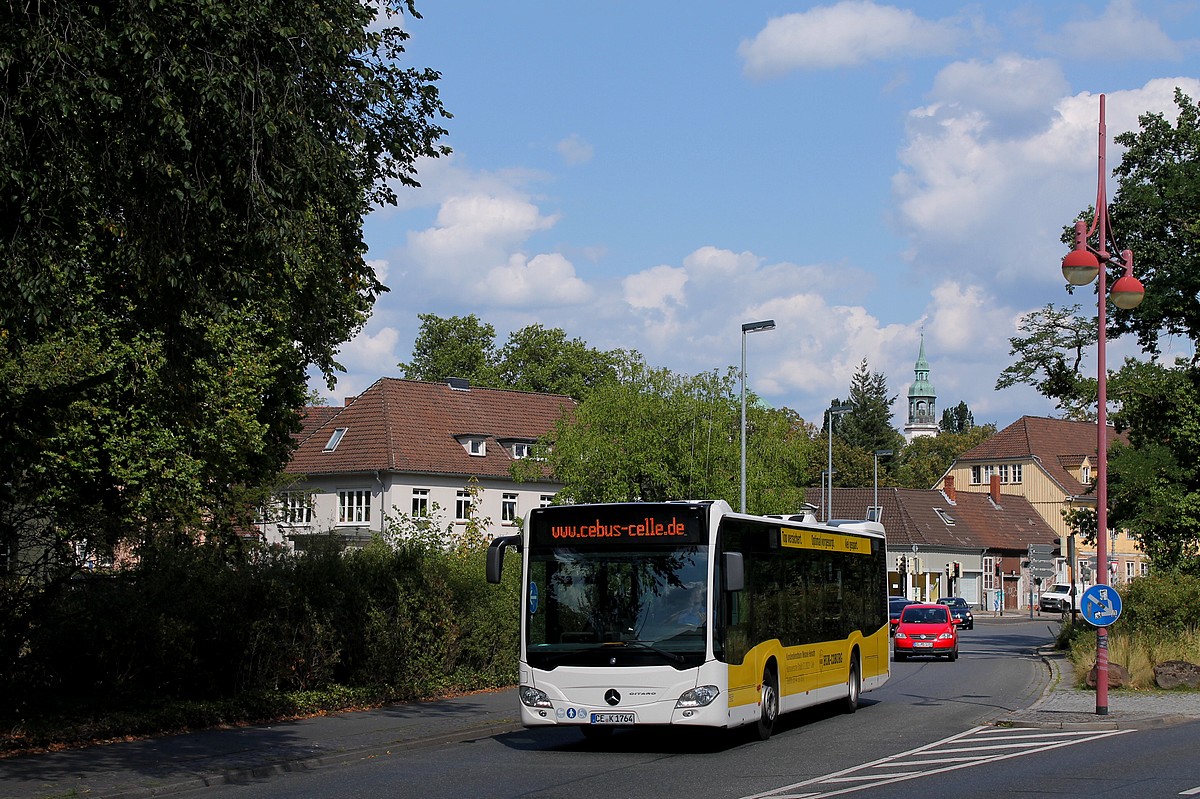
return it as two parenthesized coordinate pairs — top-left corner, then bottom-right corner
(400, 313), (500, 386)
(996, 304), (1098, 419)
(1105, 360), (1200, 574)
(939, 401), (976, 434)
(495, 324), (620, 400)
(1105, 89), (1200, 359)
(837, 359), (904, 470)
(894, 426), (996, 490)
(518, 355), (816, 513)
(0, 0), (449, 690)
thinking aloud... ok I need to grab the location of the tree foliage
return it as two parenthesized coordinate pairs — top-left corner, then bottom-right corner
(1105, 89), (1200, 359)
(893, 426), (996, 490)
(838, 359), (905, 458)
(939, 401), (976, 434)
(996, 304), (1098, 419)
(0, 0), (450, 685)
(400, 316), (619, 400)
(521, 355), (818, 513)
(400, 313), (501, 386)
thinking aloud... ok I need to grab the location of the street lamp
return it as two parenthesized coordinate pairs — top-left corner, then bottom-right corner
(740, 319), (776, 514)
(825, 402), (852, 521)
(873, 449), (893, 522)
(1060, 94), (1145, 716)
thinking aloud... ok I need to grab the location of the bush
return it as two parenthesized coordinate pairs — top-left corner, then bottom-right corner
(2, 528), (521, 741)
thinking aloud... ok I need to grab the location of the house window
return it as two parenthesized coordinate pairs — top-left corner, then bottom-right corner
(502, 493), (518, 523)
(1011, 464), (1023, 484)
(1140, 562), (1150, 577)
(1081, 465), (1091, 484)
(933, 508), (955, 525)
(338, 490), (371, 524)
(540, 494), (555, 508)
(461, 437), (485, 457)
(280, 492), (313, 526)
(511, 442), (531, 459)
(411, 488), (429, 517)
(997, 464), (1009, 483)
(1125, 561), (1135, 581)
(456, 490), (472, 521)
(324, 428), (348, 452)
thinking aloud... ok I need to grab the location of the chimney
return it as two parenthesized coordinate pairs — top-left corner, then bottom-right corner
(943, 474), (956, 502)
(990, 474), (1001, 504)
(344, 396), (356, 406)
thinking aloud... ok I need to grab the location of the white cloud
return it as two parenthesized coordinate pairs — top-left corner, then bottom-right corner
(1050, 0), (1182, 61)
(556, 133), (594, 165)
(481, 253), (593, 306)
(929, 55), (1069, 138)
(739, 0), (965, 77)
(623, 265), (688, 311)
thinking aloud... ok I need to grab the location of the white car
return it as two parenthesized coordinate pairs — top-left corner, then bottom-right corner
(1038, 583), (1077, 612)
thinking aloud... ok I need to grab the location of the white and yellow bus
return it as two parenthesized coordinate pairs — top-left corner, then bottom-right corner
(486, 499), (890, 740)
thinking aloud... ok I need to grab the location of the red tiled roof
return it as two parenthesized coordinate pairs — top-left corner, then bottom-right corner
(804, 486), (1057, 554)
(289, 378), (576, 478)
(954, 415), (1127, 496)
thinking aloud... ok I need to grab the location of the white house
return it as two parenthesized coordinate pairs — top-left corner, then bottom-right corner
(262, 377), (576, 548)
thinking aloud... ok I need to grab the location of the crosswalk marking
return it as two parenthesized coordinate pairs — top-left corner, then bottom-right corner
(740, 725), (1135, 799)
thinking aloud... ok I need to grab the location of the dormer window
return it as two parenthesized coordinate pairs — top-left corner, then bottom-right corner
(510, 441), (532, 459)
(455, 435), (486, 457)
(323, 427), (348, 452)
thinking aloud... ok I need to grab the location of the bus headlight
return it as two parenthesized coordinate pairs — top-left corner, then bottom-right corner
(519, 685), (553, 709)
(676, 685), (720, 708)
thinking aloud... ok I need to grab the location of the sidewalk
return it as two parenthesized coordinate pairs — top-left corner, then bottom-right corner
(0, 689), (524, 799)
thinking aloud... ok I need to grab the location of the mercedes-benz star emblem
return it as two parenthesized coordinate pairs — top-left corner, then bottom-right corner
(604, 689), (621, 706)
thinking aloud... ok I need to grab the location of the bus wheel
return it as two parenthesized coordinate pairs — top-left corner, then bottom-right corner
(756, 668), (779, 741)
(844, 653), (861, 714)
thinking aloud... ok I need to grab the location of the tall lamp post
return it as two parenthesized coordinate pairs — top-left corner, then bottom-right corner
(825, 402), (852, 521)
(1060, 94), (1145, 716)
(873, 449), (893, 521)
(740, 319), (776, 513)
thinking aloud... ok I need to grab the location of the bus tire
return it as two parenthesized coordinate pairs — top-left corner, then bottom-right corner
(844, 652), (861, 714)
(756, 667), (779, 741)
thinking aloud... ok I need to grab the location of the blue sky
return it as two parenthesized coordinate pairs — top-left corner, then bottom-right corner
(318, 0), (1200, 431)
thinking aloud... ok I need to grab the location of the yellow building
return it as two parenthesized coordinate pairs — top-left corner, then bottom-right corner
(938, 416), (1149, 586)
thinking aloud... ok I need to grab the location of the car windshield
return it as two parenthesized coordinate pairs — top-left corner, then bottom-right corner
(901, 607), (949, 624)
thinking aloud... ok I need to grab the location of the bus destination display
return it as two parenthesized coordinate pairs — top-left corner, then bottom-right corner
(530, 505), (704, 546)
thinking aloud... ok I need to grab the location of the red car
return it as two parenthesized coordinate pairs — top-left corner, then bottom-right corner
(891, 603), (960, 661)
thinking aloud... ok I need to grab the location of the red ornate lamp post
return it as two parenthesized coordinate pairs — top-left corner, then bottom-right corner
(1060, 94), (1144, 715)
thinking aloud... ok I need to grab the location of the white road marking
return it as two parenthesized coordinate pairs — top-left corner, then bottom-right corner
(739, 725), (1135, 799)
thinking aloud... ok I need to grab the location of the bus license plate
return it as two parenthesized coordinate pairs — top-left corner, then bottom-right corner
(914, 642), (933, 648)
(590, 712), (636, 724)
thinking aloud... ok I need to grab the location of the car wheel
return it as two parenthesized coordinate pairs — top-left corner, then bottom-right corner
(893, 651), (906, 662)
(844, 653), (861, 714)
(948, 648), (958, 662)
(756, 667), (779, 741)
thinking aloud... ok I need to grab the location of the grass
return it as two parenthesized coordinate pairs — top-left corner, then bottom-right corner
(1066, 626), (1200, 690)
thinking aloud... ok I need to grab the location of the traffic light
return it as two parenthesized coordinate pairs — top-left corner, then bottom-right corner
(911, 557), (921, 574)
(896, 555), (907, 574)
(953, 561), (962, 578)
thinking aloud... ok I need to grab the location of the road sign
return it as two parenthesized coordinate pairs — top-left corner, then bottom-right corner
(1080, 584), (1122, 627)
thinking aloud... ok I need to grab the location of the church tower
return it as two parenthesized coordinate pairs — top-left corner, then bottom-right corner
(904, 334), (939, 442)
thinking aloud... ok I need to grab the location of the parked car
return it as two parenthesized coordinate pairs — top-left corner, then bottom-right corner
(936, 596), (974, 630)
(892, 603), (960, 661)
(1039, 583), (1078, 613)
(889, 596), (916, 634)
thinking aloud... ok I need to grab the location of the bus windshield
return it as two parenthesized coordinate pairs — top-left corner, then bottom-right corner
(526, 544), (709, 670)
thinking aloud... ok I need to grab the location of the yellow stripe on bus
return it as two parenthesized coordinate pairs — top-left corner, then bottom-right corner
(780, 528), (870, 555)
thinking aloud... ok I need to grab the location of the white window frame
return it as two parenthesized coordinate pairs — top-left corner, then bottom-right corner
(411, 488), (429, 517)
(280, 491), (313, 526)
(1011, 464), (1023, 484)
(338, 489), (371, 525)
(466, 438), (486, 457)
(324, 428), (348, 452)
(502, 493), (518, 523)
(511, 442), (531, 459)
(455, 490), (472, 521)
(540, 494), (555, 508)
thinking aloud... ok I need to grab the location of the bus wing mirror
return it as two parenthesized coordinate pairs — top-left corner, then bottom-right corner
(486, 534), (522, 583)
(723, 552), (745, 592)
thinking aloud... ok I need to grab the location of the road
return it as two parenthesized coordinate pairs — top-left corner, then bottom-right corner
(196, 616), (1160, 799)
